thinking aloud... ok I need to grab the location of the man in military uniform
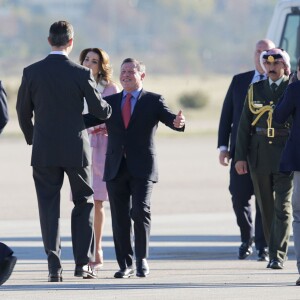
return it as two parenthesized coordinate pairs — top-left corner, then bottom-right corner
(218, 39), (274, 262)
(235, 48), (293, 269)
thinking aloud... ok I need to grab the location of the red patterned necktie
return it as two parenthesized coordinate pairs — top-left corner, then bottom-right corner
(122, 93), (132, 128)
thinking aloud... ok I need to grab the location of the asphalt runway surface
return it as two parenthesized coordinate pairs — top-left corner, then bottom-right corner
(0, 131), (299, 299)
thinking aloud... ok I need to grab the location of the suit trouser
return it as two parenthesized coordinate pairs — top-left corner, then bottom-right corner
(33, 166), (95, 272)
(106, 157), (153, 269)
(291, 171), (300, 273)
(0, 242), (13, 264)
(229, 162), (267, 249)
(250, 171), (293, 262)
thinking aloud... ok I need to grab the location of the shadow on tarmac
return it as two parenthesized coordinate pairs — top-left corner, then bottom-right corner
(2, 235), (295, 261)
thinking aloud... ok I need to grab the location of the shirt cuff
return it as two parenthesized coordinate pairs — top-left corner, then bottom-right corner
(219, 146), (228, 152)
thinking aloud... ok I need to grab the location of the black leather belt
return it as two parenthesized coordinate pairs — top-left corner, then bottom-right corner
(255, 127), (290, 137)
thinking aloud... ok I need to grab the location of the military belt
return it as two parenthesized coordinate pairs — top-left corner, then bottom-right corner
(255, 127), (290, 137)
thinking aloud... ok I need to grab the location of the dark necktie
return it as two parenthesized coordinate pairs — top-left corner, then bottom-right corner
(271, 82), (277, 93)
(122, 93), (132, 128)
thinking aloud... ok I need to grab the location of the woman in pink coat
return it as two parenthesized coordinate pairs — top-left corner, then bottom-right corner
(80, 48), (120, 270)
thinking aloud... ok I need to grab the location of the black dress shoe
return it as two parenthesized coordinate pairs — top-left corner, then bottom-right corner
(114, 267), (134, 278)
(48, 271), (63, 282)
(257, 248), (269, 262)
(0, 255), (17, 286)
(238, 242), (253, 259)
(136, 259), (150, 277)
(270, 259), (284, 269)
(296, 277), (300, 286)
(74, 264), (97, 279)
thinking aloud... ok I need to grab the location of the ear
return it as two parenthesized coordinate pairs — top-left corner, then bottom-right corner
(47, 37), (52, 46)
(141, 72), (146, 80)
(68, 38), (73, 47)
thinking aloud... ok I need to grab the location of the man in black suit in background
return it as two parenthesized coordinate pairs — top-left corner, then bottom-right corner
(217, 39), (274, 261)
(16, 21), (112, 282)
(0, 81), (17, 286)
(85, 58), (185, 278)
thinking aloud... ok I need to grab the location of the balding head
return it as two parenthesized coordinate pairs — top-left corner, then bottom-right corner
(254, 39), (276, 73)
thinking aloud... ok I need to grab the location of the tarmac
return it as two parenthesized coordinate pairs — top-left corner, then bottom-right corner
(0, 125), (300, 299)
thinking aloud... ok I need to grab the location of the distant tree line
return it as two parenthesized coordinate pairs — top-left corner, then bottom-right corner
(0, 0), (277, 77)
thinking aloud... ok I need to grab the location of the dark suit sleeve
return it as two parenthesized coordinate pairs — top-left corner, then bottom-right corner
(83, 113), (105, 128)
(16, 70), (34, 145)
(83, 70), (112, 120)
(273, 83), (296, 124)
(83, 87), (111, 128)
(157, 96), (184, 132)
(0, 81), (9, 134)
(217, 77), (234, 148)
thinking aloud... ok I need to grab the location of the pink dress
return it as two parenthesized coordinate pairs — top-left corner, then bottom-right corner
(89, 82), (119, 201)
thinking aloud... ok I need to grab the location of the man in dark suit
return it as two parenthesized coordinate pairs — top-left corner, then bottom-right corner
(217, 39), (274, 261)
(0, 81), (17, 286)
(16, 21), (112, 282)
(273, 57), (300, 284)
(235, 48), (292, 269)
(85, 58), (185, 278)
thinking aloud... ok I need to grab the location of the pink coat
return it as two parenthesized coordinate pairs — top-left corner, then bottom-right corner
(89, 82), (120, 200)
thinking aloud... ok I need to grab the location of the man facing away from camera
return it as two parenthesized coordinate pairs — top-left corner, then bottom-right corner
(16, 20), (111, 282)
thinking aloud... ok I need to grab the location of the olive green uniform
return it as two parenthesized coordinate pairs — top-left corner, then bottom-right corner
(235, 76), (292, 263)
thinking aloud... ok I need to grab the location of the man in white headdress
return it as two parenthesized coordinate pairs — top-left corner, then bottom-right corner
(235, 48), (293, 270)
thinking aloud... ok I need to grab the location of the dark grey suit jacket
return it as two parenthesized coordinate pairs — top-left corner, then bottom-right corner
(16, 54), (111, 167)
(85, 89), (184, 182)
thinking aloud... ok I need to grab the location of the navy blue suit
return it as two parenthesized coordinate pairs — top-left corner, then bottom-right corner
(218, 71), (266, 250)
(273, 79), (300, 274)
(85, 89), (184, 269)
(273, 80), (300, 171)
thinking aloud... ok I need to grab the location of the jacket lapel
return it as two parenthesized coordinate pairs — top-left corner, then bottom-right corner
(275, 75), (288, 97)
(115, 93), (125, 128)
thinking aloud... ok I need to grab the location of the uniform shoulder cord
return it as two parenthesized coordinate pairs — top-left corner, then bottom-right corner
(248, 84), (274, 137)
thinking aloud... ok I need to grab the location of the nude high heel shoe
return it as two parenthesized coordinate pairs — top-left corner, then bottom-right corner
(91, 249), (103, 270)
